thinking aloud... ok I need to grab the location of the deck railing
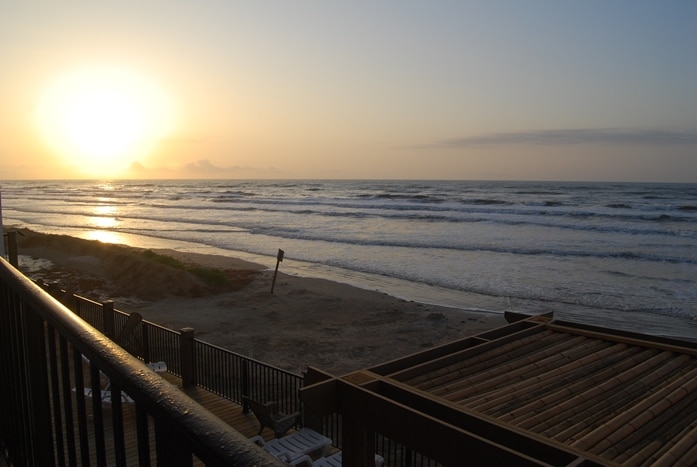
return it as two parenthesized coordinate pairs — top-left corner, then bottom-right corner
(33, 277), (444, 466)
(66, 293), (303, 418)
(38, 282), (437, 465)
(194, 340), (301, 417)
(0, 257), (283, 466)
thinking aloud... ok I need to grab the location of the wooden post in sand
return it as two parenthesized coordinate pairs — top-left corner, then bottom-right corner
(270, 249), (284, 294)
(6, 231), (18, 267)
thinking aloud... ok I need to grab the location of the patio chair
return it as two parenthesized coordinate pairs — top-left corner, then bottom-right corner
(78, 360), (168, 405)
(243, 395), (301, 437)
(249, 428), (331, 463)
(78, 312), (167, 404)
(114, 311), (143, 351)
(111, 313), (169, 373)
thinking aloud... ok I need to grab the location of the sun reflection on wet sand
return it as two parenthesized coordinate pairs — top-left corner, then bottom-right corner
(83, 230), (128, 244)
(84, 203), (123, 244)
(86, 204), (120, 234)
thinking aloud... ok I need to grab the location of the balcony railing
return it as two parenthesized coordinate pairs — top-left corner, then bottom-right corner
(0, 256), (284, 466)
(65, 293), (303, 419)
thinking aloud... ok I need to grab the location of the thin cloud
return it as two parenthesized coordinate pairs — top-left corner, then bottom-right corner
(184, 159), (222, 171)
(432, 128), (697, 148)
(183, 159), (281, 175)
(124, 159), (283, 178)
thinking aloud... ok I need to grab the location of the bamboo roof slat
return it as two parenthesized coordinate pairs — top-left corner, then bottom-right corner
(410, 329), (559, 390)
(496, 347), (658, 423)
(675, 441), (697, 467)
(520, 351), (691, 434)
(449, 337), (606, 406)
(481, 345), (650, 418)
(467, 340), (622, 413)
(440, 335), (591, 402)
(650, 422), (697, 467)
(390, 324), (549, 383)
(402, 326), (552, 385)
(632, 416), (697, 466)
(611, 397), (697, 465)
(572, 366), (697, 452)
(547, 322), (697, 357)
(551, 377), (691, 444)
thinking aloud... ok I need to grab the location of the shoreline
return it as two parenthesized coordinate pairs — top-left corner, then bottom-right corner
(11, 225), (697, 344)
(14, 222), (515, 315)
(14, 228), (507, 374)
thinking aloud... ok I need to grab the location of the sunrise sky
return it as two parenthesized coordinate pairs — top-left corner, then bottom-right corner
(2, 1), (696, 182)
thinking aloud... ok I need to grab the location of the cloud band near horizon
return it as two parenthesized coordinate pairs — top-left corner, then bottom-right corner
(432, 128), (697, 148)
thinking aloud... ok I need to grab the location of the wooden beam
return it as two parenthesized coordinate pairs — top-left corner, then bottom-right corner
(299, 377), (340, 417)
(335, 380), (548, 466)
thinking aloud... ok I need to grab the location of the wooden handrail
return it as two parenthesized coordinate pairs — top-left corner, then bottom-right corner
(0, 257), (283, 466)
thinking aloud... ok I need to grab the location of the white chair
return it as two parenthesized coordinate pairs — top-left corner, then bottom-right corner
(249, 428), (331, 463)
(79, 311), (168, 404)
(79, 361), (168, 405)
(145, 361), (167, 373)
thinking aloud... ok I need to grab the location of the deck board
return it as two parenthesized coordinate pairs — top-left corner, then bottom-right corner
(57, 371), (279, 466)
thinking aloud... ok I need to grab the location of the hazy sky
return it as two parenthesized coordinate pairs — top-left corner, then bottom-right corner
(2, 1), (696, 181)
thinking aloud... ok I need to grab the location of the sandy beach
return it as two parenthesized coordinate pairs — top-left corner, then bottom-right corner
(15, 229), (506, 375)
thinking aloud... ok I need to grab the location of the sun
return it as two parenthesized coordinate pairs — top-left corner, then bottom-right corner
(37, 67), (174, 177)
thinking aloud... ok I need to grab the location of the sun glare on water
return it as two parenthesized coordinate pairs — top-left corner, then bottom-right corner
(37, 67), (174, 177)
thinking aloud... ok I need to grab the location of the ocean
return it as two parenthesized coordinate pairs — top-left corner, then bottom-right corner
(2, 179), (696, 341)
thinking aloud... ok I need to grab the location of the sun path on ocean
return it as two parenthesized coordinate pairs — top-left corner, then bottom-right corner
(36, 66), (175, 177)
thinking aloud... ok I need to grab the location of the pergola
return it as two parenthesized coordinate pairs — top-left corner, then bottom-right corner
(301, 313), (697, 466)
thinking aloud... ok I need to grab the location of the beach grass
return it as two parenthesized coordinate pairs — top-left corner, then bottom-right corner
(141, 250), (230, 287)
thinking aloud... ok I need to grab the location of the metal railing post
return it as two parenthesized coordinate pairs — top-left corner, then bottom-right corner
(141, 323), (151, 363)
(102, 299), (115, 338)
(242, 359), (250, 413)
(180, 327), (196, 388)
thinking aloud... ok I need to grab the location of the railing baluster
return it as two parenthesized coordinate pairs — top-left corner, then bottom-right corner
(135, 404), (151, 467)
(72, 348), (91, 467)
(110, 384), (127, 467)
(242, 359), (250, 411)
(47, 326), (66, 466)
(142, 323), (151, 363)
(59, 336), (78, 467)
(26, 306), (56, 466)
(3, 287), (30, 466)
(154, 420), (193, 467)
(89, 363), (107, 467)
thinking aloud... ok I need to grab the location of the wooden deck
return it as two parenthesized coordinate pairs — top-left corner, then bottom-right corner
(169, 373), (263, 439)
(66, 371), (280, 466)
